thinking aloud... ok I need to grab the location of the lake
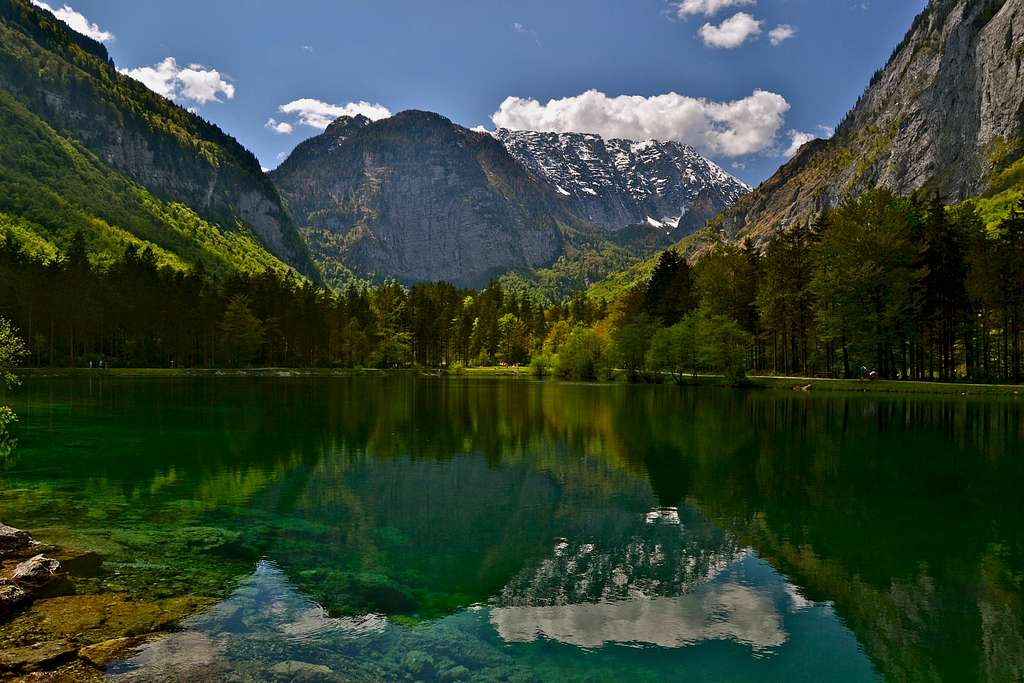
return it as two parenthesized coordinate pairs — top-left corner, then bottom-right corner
(0, 375), (1022, 681)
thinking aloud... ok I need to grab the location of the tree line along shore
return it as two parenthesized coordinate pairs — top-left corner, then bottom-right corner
(2, 191), (1024, 389)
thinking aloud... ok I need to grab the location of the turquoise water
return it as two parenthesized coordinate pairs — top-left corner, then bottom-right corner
(1, 375), (1022, 681)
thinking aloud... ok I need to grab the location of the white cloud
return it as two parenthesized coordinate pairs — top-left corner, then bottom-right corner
(768, 24), (796, 46)
(818, 124), (835, 138)
(301, 45), (314, 52)
(265, 118), (294, 135)
(121, 57), (234, 104)
(783, 130), (816, 157)
(699, 12), (762, 48)
(673, 0), (756, 18)
(492, 88), (790, 157)
(277, 98), (391, 130)
(30, 1), (113, 42)
(512, 21), (541, 46)
(177, 63), (235, 103)
(471, 125), (490, 133)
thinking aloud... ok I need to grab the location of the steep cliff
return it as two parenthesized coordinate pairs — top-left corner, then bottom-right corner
(0, 0), (315, 275)
(721, 0), (1024, 245)
(273, 111), (603, 287)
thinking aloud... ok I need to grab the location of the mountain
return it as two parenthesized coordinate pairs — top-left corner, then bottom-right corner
(494, 128), (749, 235)
(272, 110), (633, 289)
(0, 0), (315, 275)
(272, 112), (752, 291)
(718, 0), (1024, 246)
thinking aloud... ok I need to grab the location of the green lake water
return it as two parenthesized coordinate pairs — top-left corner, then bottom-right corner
(1, 375), (1022, 681)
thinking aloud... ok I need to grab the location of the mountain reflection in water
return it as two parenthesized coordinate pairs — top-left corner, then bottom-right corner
(0, 375), (1018, 681)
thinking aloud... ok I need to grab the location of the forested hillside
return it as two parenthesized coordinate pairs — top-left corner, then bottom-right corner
(0, 0), (314, 275)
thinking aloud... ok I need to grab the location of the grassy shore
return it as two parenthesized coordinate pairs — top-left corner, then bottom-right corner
(664, 373), (1024, 397)
(14, 366), (1024, 397)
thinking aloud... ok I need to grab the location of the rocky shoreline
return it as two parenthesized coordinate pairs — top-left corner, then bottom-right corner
(0, 523), (211, 681)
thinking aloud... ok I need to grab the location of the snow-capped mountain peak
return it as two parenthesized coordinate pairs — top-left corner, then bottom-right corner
(493, 128), (749, 233)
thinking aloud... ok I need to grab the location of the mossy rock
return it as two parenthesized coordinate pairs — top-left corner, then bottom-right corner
(30, 594), (215, 644)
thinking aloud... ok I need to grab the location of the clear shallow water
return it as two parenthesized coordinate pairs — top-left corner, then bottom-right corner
(1, 376), (1022, 681)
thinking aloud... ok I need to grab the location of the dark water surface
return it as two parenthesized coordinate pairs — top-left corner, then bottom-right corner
(1, 375), (1022, 681)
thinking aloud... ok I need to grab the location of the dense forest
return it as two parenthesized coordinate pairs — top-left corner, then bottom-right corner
(1, 189), (1024, 384)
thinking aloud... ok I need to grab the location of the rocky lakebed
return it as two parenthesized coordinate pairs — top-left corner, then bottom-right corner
(0, 523), (212, 681)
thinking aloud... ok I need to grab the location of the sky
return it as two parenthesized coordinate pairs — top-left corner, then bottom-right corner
(33, 0), (928, 186)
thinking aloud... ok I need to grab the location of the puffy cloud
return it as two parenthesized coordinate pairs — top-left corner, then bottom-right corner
(277, 98), (391, 130)
(121, 58), (234, 104)
(265, 118), (294, 135)
(30, 1), (113, 42)
(818, 124), (835, 138)
(783, 130), (816, 157)
(768, 24), (796, 46)
(177, 64), (235, 103)
(699, 12), (762, 48)
(673, 0), (755, 18)
(492, 88), (790, 157)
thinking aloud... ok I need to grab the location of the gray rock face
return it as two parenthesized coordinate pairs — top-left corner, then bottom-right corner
(720, 0), (1024, 246)
(12, 554), (60, 585)
(272, 111), (578, 287)
(0, 581), (27, 611)
(0, 523), (34, 554)
(494, 129), (749, 233)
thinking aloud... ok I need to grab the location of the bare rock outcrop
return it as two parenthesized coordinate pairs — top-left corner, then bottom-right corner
(717, 0), (1024, 246)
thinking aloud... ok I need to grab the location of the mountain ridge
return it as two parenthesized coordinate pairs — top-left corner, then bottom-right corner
(0, 0), (316, 276)
(272, 110), (586, 288)
(494, 128), (748, 237)
(716, 0), (1024, 246)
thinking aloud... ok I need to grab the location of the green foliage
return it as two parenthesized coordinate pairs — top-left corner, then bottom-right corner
(695, 313), (752, 382)
(0, 317), (27, 389)
(611, 314), (656, 379)
(498, 239), (646, 303)
(553, 326), (609, 381)
(0, 316), (26, 457)
(0, 1), (313, 277)
(219, 296), (265, 367)
(0, 89), (290, 276)
(528, 353), (551, 377)
(646, 316), (699, 383)
(810, 189), (921, 375)
(0, 405), (16, 458)
(644, 250), (695, 324)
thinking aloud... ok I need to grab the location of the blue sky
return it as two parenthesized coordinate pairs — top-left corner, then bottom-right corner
(36, 0), (926, 185)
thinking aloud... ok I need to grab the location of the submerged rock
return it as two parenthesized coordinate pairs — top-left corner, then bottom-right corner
(78, 637), (142, 668)
(19, 659), (105, 681)
(13, 555), (61, 585)
(402, 650), (436, 679)
(48, 548), (102, 578)
(269, 659), (337, 681)
(32, 594), (215, 642)
(0, 523), (36, 554)
(439, 664), (471, 682)
(0, 580), (28, 611)
(0, 639), (76, 673)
